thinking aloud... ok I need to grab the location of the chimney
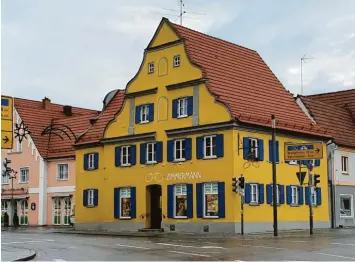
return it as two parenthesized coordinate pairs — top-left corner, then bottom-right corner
(42, 97), (51, 110)
(63, 105), (72, 116)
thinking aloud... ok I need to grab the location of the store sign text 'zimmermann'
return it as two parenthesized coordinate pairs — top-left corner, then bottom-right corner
(167, 172), (201, 180)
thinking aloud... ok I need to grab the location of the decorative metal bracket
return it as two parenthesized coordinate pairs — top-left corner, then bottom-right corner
(41, 123), (76, 141)
(14, 121), (31, 143)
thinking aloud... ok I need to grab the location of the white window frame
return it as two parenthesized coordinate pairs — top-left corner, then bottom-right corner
(146, 143), (157, 164)
(250, 184), (259, 204)
(174, 139), (186, 161)
(341, 156), (349, 174)
(174, 184), (187, 218)
(291, 186), (299, 205)
(204, 135), (217, 159)
(88, 153), (95, 169)
(2, 173), (9, 184)
(203, 182), (219, 218)
(140, 105), (149, 123)
(249, 138), (259, 158)
(148, 62), (154, 74)
(340, 194), (354, 218)
(19, 167), (29, 184)
(53, 197), (62, 225)
(311, 188), (317, 206)
(177, 97), (188, 118)
(88, 189), (95, 206)
(19, 200), (28, 225)
(121, 146), (131, 166)
(120, 187), (131, 219)
(173, 55), (180, 67)
(270, 184), (280, 205)
(17, 140), (22, 152)
(57, 163), (69, 181)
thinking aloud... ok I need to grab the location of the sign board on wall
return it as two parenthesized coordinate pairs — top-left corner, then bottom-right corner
(1, 96), (13, 149)
(145, 172), (202, 183)
(284, 142), (323, 161)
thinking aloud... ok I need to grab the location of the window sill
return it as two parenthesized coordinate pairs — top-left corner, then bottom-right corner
(57, 179), (69, 181)
(203, 216), (219, 219)
(86, 167), (96, 171)
(119, 217), (132, 220)
(174, 216), (188, 219)
(139, 121), (150, 124)
(121, 164), (132, 167)
(173, 159), (186, 163)
(341, 172), (349, 175)
(249, 202), (260, 206)
(290, 204), (300, 207)
(19, 182), (29, 184)
(145, 161), (157, 165)
(86, 205), (96, 208)
(340, 215), (354, 219)
(177, 115), (188, 119)
(203, 156), (217, 160)
(8, 151), (22, 155)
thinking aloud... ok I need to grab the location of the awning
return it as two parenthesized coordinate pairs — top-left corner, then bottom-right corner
(1, 195), (29, 200)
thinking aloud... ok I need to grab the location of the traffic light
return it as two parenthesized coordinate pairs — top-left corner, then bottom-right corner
(238, 177), (245, 189)
(232, 177), (238, 193)
(2, 158), (11, 176)
(314, 174), (320, 187)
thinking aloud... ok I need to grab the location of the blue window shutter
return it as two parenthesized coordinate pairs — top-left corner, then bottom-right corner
(216, 134), (224, 158)
(131, 145), (136, 165)
(140, 143), (146, 164)
(196, 183), (203, 218)
(315, 160), (320, 166)
(135, 106), (140, 124)
(276, 141), (280, 163)
(94, 153), (99, 170)
(156, 141), (163, 163)
(187, 96), (193, 116)
(84, 154), (88, 170)
(298, 187), (304, 205)
(268, 140), (273, 162)
(187, 184), (193, 218)
(279, 185), (285, 204)
(316, 188), (322, 206)
(115, 147), (121, 167)
(286, 186), (292, 205)
(131, 187), (136, 218)
(245, 183), (251, 204)
(196, 137), (204, 159)
(218, 182), (225, 218)
(114, 188), (120, 218)
(167, 140), (174, 162)
(172, 99), (178, 118)
(259, 184), (264, 204)
(243, 137), (250, 160)
(83, 190), (88, 207)
(94, 189), (99, 206)
(148, 103), (154, 122)
(266, 184), (272, 204)
(167, 185), (174, 218)
(305, 187), (310, 206)
(268, 140), (278, 163)
(258, 139), (264, 161)
(301, 160), (309, 166)
(185, 138), (192, 160)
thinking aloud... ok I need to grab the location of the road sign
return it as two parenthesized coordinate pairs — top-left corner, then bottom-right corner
(284, 142), (323, 161)
(296, 172), (307, 185)
(1, 96), (13, 149)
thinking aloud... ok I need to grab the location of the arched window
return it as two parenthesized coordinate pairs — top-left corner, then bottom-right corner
(19, 200), (28, 225)
(1, 201), (8, 224)
(53, 198), (61, 225)
(158, 57), (168, 76)
(63, 198), (71, 225)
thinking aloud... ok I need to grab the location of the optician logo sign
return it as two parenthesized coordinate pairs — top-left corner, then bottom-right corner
(145, 172), (202, 183)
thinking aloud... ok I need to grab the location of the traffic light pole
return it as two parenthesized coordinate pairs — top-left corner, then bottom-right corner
(271, 115), (278, 237)
(308, 170), (313, 235)
(241, 195), (244, 235)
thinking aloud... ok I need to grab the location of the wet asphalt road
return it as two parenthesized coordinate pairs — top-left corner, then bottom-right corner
(2, 229), (355, 261)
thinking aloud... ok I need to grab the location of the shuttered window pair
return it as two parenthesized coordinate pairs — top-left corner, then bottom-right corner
(266, 184), (284, 205)
(285, 159), (321, 166)
(196, 134), (224, 159)
(243, 137), (264, 161)
(115, 145), (136, 167)
(114, 187), (136, 219)
(245, 183), (264, 204)
(83, 189), (98, 207)
(167, 184), (192, 218)
(83, 153), (99, 170)
(140, 142), (163, 164)
(135, 104), (154, 124)
(167, 138), (192, 162)
(172, 96), (193, 118)
(306, 187), (322, 206)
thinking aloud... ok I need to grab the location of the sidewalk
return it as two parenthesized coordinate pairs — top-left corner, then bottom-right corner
(1, 246), (36, 261)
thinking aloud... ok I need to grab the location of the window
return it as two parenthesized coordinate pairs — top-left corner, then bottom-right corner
(63, 198), (71, 225)
(146, 143), (157, 164)
(204, 136), (216, 158)
(88, 189), (95, 206)
(53, 198), (61, 225)
(57, 164), (68, 181)
(174, 139), (186, 161)
(250, 184), (259, 204)
(174, 184), (187, 218)
(17, 140), (22, 152)
(121, 146), (131, 166)
(341, 156), (349, 174)
(2, 173), (9, 184)
(340, 195), (353, 217)
(249, 138), (259, 158)
(19, 200), (28, 225)
(140, 105), (149, 123)
(88, 154), (95, 169)
(291, 186), (299, 205)
(177, 98), (188, 118)
(19, 168), (29, 183)
(271, 184), (280, 205)
(148, 62), (154, 73)
(120, 187), (131, 218)
(311, 188), (317, 206)
(204, 182), (219, 217)
(173, 55), (180, 67)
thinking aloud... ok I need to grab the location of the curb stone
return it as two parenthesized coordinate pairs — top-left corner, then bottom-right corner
(14, 249), (37, 261)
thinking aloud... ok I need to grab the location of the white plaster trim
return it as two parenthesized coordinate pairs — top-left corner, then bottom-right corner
(296, 98), (317, 124)
(38, 157), (47, 225)
(47, 186), (75, 193)
(28, 187), (40, 194)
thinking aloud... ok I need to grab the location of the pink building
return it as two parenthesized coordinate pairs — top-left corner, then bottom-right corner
(1, 97), (99, 226)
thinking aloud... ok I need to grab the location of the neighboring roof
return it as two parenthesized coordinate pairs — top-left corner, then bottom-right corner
(300, 96), (355, 148)
(75, 90), (125, 145)
(167, 19), (328, 136)
(14, 97), (99, 158)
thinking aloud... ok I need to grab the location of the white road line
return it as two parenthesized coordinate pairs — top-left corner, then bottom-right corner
(283, 240), (307, 243)
(317, 252), (355, 260)
(168, 250), (211, 257)
(2, 240), (54, 245)
(236, 244), (284, 250)
(156, 242), (226, 249)
(330, 242), (355, 246)
(115, 244), (150, 250)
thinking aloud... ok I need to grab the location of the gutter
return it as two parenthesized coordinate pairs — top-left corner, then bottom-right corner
(326, 140), (337, 228)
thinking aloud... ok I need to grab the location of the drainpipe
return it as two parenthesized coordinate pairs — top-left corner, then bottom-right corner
(327, 141), (336, 229)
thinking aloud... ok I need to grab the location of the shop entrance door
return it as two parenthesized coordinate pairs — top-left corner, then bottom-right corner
(147, 185), (162, 229)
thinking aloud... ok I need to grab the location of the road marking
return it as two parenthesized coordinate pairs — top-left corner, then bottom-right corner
(2, 240), (54, 245)
(52, 260), (67, 262)
(317, 252), (355, 260)
(156, 242), (226, 249)
(115, 244), (150, 250)
(330, 242), (355, 246)
(168, 251), (211, 257)
(236, 244), (284, 250)
(283, 240), (307, 243)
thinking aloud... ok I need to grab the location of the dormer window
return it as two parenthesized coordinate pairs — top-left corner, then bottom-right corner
(173, 55), (180, 67)
(148, 62), (154, 74)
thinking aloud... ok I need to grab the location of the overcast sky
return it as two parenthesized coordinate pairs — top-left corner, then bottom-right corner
(2, 0), (355, 110)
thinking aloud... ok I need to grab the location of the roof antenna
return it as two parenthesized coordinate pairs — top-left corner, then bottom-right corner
(300, 55), (315, 95)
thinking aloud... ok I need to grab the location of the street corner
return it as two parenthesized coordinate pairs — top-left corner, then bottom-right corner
(1, 246), (36, 261)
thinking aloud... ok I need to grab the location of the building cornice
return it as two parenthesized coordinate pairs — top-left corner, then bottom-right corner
(101, 132), (156, 145)
(166, 78), (208, 91)
(125, 87), (158, 99)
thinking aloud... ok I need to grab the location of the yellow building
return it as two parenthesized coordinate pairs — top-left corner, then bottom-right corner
(74, 18), (331, 234)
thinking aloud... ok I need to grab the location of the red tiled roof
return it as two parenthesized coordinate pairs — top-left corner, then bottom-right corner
(75, 90), (125, 145)
(168, 20), (328, 136)
(14, 97), (99, 158)
(300, 96), (355, 148)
